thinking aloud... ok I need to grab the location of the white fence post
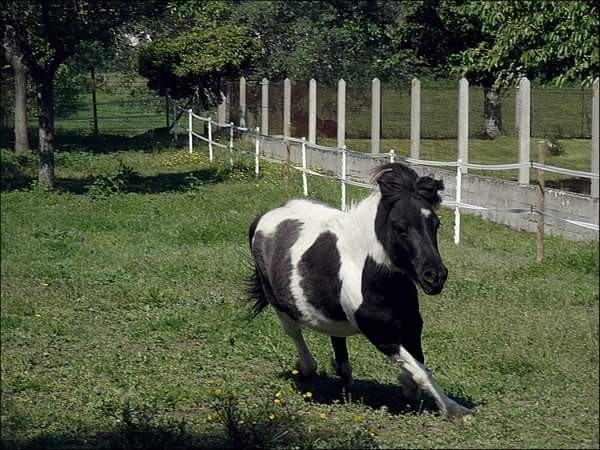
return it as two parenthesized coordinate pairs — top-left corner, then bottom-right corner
(371, 78), (381, 153)
(261, 78), (269, 135)
(283, 78), (291, 138)
(411, 78), (421, 159)
(309, 79), (317, 144)
(454, 159), (463, 245)
(239, 76), (247, 128)
(255, 126), (260, 178)
(229, 122), (234, 168)
(337, 79), (346, 149)
(518, 77), (531, 185)
(302, 137), (308, 196)
(592, 77), (599, 199)
(341, 145), (347, 211)
(188, 108), (193, 154)
(208, 116), (213, 162)
(458, 78), (469, 173)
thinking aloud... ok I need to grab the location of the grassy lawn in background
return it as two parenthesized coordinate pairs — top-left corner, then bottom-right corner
(1, 144), (598, 449)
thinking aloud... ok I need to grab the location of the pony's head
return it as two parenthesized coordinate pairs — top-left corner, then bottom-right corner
(374, 163), (447, 295)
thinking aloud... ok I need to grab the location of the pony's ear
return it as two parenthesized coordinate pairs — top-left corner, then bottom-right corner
(416, 176), (444, 207)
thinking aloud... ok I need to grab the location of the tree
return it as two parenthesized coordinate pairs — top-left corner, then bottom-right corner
(232, 0), (404, 84)
(1, 0), (165, 188)
(2, 25), (30, 153)
(138, 1), (259, 108)
(453, 1), (599, 87)
(392, 1), (508, 137)
(392, 0), (599, 138)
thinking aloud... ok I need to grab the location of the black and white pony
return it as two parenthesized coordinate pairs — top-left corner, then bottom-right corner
(247, 162), (470, 417)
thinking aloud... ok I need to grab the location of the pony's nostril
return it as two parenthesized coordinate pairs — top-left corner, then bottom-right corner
(423, 269), (437, 283)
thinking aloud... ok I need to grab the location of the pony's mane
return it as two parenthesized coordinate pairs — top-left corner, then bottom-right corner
(372, 162), (444, 207)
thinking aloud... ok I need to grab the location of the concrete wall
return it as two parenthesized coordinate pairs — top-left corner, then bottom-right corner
(258, 135), (598, 240)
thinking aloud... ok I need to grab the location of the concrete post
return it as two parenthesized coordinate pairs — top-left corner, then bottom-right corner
(410, 78), (421, 159)
(592, 77), (599, 199)
(239, 76), (246, 128)
(283, 78), (291, 138)
(514, 83), (520, 134)
(458, 78), (469, 173)
(261, 78), (269, 135)
(337, 79), (346, 148)
(518, 77), (531, 185)
(309, 79), (317, 144)
(371, 78), (381, 153)
(217, 91), (227, 124)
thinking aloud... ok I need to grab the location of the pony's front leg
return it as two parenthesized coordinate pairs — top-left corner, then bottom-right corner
(390, 346), (471, 417)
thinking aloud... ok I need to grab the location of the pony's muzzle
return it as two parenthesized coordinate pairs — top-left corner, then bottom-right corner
(419, 265), (448, 295)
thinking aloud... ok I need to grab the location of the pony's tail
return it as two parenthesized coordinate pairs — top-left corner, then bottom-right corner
(246, 268), (270, 319)
(246, 213), (269, 319)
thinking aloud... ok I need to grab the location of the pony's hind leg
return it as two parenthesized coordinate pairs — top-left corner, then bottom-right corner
(330, 337), (353, 387)
(277, 312), (317, 376)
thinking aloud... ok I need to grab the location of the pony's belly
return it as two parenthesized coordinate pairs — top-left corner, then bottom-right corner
(301, 317), (358, 337)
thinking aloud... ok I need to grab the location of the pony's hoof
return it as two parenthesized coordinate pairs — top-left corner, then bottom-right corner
(331, 358), (353, 387)
(441, 401), (472, 418)
(296, 358), (317, 377)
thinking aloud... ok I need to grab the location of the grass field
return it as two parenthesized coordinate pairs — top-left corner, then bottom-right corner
(1, 144), (598, 449)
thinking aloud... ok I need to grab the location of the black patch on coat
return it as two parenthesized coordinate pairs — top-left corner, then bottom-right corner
(355, 256), (424, 363)
(251, 219), (303, 320)
(298, 231), (346, 321)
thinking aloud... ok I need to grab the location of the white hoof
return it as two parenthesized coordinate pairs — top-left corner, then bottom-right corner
(440, 400), (472, 418)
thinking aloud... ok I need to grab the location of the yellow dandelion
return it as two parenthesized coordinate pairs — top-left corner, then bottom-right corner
(291, 369), (299, 376)
(268, 414), (275, 420)
(303, 392), (313, 399)
(42, 282), (49, 287)
(273, 399), (281, 405)
(238, 419), (245, 425)
(214, 388), (222, 396)
(353, 415), (363, 422)
(207, 379), (214, 384)
(275, 391), (282, 398)
(207, 415), (214, 422)
(319, 412), (327, 419)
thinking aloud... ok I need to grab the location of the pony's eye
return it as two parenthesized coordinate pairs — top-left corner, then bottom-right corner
(394, 224), (407, 234)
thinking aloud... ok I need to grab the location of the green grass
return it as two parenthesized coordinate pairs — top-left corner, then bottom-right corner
(1, 144), (598, 449)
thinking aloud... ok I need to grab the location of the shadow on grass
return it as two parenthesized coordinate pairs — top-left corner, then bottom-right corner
(281, 371), (478, 416)
(55, 168), (227, 195)
(1, 127), (182, 154)
(0, 429), (225, 450)
(1, 168), (228, 194)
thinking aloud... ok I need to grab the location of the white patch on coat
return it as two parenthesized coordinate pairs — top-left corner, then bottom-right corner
(420, 208), (432, 218)
(338, 191), (393, 320)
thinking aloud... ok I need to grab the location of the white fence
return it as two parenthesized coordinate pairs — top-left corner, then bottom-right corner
(231, 76), (600, 198)
(178, 104), (599, 244)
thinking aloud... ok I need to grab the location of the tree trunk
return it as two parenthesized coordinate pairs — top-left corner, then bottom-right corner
(483, 87), (502, 139)
(3, 24), (30, 153)
(91, 66), (99, 136)
(38, 77), (55, 188)
(13, 58), (30, 153)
